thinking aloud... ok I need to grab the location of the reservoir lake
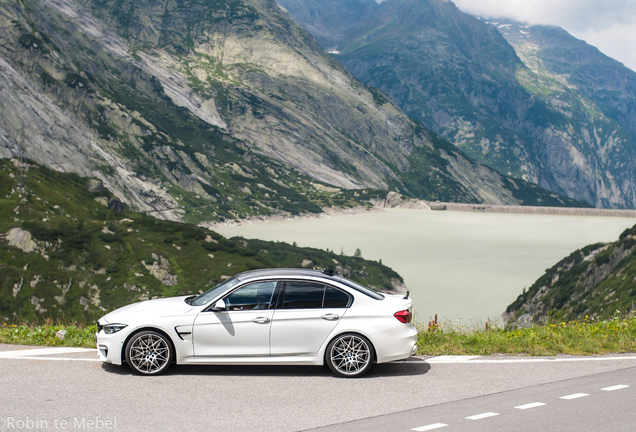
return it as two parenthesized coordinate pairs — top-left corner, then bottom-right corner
(215, 209), (636, 325)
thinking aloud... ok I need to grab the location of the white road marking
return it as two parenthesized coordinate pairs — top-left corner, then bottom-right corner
(0, 347), (98, 361)
(466, 412), (499, 420)
(560, 393), (589, 400)
(425, 356), (481, 363)
(601, 384), (629, 391)
(515, 402), (546, 410)
(0, 356), (101, 362)
(425, 355), (636, 364)
(412, 423), (448, 431)
(0, 347), (96, 358)
(409, 380), (628, 431)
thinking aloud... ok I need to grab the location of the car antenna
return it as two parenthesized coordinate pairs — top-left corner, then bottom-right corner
(322, 269), (335, 276)
(403, 290), (410, 299)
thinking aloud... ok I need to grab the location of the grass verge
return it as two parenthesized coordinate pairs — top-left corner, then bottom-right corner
(1, 317), (635, 356)
(0, 323), (97, 348)
(417, 316), (636, 356)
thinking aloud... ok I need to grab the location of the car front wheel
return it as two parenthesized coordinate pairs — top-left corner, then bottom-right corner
(125, 330), (173, 375)
(325, 333), (374, 378)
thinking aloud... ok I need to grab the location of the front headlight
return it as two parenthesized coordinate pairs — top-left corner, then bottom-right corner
(103, 323), (128, 334)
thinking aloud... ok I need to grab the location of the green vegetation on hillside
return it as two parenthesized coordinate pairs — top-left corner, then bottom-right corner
(0, 159), (402, 324)
(506, 225), (636, 322)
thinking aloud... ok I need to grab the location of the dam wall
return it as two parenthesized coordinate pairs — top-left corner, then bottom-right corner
(431, 202), (636, 218)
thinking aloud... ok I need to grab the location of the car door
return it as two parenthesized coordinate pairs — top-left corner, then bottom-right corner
(192, 281), (278, 357)
(269, 280), (351, 356)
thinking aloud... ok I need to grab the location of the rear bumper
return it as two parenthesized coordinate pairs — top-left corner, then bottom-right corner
(375, 324), (418, 364)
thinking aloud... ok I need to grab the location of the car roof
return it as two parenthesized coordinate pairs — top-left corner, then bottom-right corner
(234, 268), (335, 282)
(233, 268), (386, 300)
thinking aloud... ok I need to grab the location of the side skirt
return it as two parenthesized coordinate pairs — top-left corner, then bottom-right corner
(177, 355), (323, 366)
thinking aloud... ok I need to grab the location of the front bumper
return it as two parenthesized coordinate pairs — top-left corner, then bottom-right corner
(95, 326), (128, 366)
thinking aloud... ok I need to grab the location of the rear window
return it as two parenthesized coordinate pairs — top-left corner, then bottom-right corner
(335, 277), (385, 300)
(324, 286), (350, 308)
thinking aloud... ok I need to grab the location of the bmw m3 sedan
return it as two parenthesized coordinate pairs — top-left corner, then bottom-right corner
(96, 268), (417, 377)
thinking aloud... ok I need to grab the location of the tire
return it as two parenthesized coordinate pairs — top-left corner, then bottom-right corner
(325, 333), (374, 378)
(124, 330), (173, 375)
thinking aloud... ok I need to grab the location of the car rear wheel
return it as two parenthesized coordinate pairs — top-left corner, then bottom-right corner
(325, 333), (374, 378)
(125, 330), (173, 375)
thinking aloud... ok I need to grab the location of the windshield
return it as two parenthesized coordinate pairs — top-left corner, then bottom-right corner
(190, 277), (240, 307)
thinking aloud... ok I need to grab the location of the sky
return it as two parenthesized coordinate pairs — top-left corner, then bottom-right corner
(452, 0), (636, 72)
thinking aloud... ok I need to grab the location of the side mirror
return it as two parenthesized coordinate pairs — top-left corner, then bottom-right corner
(212, 299), (227, 311)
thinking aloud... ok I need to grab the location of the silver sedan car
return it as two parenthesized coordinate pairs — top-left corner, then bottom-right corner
(96, 268), (417, 377)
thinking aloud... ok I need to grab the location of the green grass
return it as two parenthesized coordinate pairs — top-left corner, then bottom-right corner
(418, 316), (636, 356)
(0, 323), (97, 348)
(2, 317), (635, 355)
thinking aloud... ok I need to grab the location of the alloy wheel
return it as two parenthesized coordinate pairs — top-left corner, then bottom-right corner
(327, 334), (373, 377)
(126, 331), (172, 375)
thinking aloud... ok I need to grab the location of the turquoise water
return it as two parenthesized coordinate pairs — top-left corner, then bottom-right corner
(215, 209), (636, 324)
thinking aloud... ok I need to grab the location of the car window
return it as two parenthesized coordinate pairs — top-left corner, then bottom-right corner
(335, 276), (385, 300)
(281, 281), (324, 309)
(190, 277), (240, 306)
(224, 281), (277, 311)
(281, 281), (351, 309)
(324, 286), (350, 308)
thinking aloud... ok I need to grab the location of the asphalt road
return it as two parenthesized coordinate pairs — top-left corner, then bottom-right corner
(1, 344), (634, 432)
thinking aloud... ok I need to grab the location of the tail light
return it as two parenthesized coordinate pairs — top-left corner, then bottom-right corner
(394, 310), (412, 324)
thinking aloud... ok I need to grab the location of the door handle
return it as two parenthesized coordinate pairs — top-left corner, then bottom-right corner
(252, 317), (270, 324)
(321, 314), (339, 321)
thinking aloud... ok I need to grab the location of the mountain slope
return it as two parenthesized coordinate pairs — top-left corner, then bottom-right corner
(0, 0), (581, 224)
(277, 0), (636, 208)
(0, 159), (404, 323)
(505, 224), (636, 322)
(494, 20), (636, 208)
(497, 20), (636, 141)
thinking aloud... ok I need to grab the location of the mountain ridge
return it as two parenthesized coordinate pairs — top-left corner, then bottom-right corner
(0, 0), (582, 225)
(277, 0), (636, 209)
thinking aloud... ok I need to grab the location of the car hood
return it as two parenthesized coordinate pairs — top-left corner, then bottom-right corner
(100, 296), (196, 323)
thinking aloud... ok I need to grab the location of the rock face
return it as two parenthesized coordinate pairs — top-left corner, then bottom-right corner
(142, 254), (178, 286)
(0, 0), (580, 225)
(5, 228), (38, 253)
(277, 0), (636, 209)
